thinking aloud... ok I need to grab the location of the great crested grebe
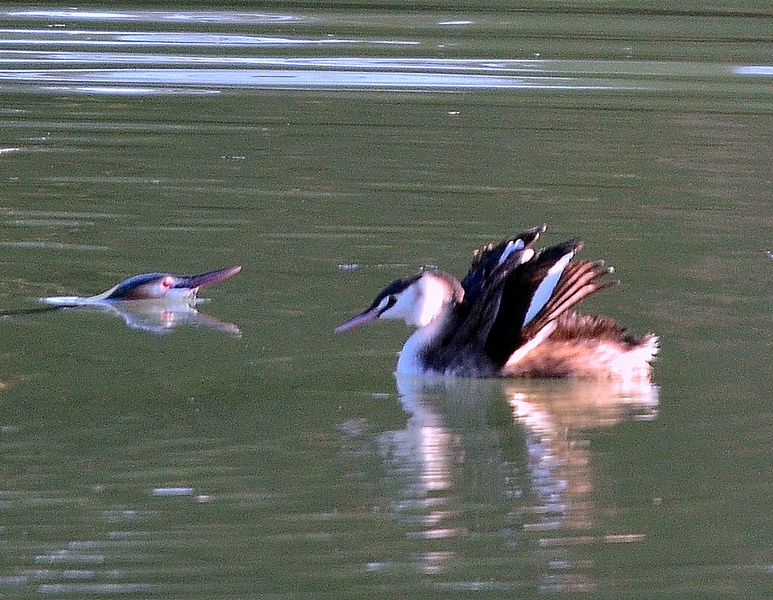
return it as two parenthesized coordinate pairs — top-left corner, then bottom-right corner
(42, 266), (241, 306)
(336, 225), (657, 379)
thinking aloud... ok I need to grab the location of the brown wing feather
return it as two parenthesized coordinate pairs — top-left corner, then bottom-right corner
(551, 311), (650, 347)
(520, 260), (616, 339)
(503, 311), (659, 377)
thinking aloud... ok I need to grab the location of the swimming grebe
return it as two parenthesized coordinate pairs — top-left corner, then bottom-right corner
(43, 266), (241, 306)
(335, 226), (657, 379)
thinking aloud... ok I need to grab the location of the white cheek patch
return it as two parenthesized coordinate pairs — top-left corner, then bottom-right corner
(522, 251), (573, 327)
(381, 289), (414, 322)
(416, 276), (452, 327)
(383, 276), (447, 328)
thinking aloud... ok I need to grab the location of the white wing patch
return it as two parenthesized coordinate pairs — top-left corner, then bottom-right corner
(505, 321), (558, 367)
(497, 239), (525, 266)
(522, 251), (574, 327)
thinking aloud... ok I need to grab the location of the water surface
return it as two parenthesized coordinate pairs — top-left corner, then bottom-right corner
(0, 6), (771, 599)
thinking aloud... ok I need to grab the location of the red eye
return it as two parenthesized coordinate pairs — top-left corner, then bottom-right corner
(162, 277), (173, 288)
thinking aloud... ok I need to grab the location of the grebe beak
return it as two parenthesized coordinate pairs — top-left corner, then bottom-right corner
(335, 307), (381, 333)
(171, 266), (242, 291)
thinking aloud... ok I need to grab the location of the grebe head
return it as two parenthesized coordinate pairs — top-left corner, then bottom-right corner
(104, 266), (242, 301)
(335, 271), (463, 333)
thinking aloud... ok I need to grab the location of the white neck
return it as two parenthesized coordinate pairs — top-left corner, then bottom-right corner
(396, 320), (447, 374)
(393, 274), (456, 374)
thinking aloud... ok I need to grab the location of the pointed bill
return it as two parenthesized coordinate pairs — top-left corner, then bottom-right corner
(174, 266), (242, 290)
(335, 307), (381, 333)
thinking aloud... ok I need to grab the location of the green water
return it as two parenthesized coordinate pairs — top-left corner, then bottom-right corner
(0, 6), (771, 598)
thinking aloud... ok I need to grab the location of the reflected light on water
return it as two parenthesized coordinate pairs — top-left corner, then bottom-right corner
(0, 30), (418, 48)
(0, 68), (617, 92)
(4, 9), (304, 25)
(0, 48), (765, 95)
(735, 66), (773, 76)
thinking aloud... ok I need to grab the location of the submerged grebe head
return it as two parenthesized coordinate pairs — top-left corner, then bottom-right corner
(103, 266), (242, 301)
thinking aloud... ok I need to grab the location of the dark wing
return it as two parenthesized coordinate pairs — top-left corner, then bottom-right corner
(421, 225), (548, 375)
(460, 224), (546, 307)
(422, 227), (615, 376)
(483, 241), (617, 367)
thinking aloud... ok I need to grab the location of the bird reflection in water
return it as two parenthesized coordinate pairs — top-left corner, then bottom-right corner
(357, 375), (658, 591)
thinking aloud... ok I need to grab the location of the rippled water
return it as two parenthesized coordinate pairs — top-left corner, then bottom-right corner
(0, 6), (771, 599)
(1, 7), (772, 96)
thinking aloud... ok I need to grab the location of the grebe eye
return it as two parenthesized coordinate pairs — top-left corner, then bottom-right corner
(377, 295), (397, 314)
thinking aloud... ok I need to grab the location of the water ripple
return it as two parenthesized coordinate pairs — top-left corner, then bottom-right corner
(4, 9), (305, 25)
(0, 29), (416, 49)
(0, 67), (623, 92)
(0, 50), (767, 96)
